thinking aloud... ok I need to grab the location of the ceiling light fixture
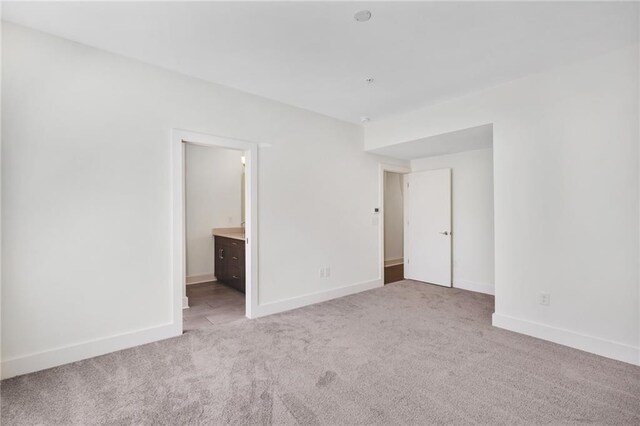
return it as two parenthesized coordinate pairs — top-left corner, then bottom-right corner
(354, 10), (372, 22)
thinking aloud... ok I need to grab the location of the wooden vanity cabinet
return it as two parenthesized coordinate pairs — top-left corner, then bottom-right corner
(214, 236), (245, 293)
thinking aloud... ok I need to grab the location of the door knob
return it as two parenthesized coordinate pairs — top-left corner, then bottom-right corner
(439, 231), (449, 235)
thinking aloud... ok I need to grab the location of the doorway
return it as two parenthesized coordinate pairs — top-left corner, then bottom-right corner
(183, 143), (246, 331)
(382, 166), (453, 286)
(171, 129), (259, 335)
(380, 164), (410, 284)
(383, 171), (406, 284)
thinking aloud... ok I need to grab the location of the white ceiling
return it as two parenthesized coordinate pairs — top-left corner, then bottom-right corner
(370, 124), (493, 160)
(3, 2), (638, 124)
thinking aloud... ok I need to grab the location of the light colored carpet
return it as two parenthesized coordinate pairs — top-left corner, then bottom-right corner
(2, 280), (639, 425)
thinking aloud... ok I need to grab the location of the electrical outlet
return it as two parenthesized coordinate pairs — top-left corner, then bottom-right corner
(540, 293), (550, 306)
(319, 266), (331, 278)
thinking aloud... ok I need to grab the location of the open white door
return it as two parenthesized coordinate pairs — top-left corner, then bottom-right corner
(404, 168), (452, 287)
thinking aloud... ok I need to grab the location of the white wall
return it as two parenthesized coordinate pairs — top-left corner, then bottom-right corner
(366, 44), (640, 365)
(1, 24), (402, 377)
(185, 144), (243, 279)
(0, 17), (4, 381)
(411, 149), (494, 294)
(384, 172), (403, 264)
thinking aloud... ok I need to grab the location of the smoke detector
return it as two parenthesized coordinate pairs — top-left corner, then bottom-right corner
(354, 10), (372, 22)
(361, 117), (371, 124)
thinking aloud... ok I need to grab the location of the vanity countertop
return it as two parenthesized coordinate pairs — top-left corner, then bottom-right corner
(212, 227), (245, 241)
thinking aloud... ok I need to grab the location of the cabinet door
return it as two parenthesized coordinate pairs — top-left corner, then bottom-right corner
(214, 237), (228, 281)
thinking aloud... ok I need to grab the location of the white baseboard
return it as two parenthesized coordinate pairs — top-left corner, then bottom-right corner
(1, 280), (382, 379)
(492, 313), (639, 366)
(454, 279), (494, 295)
(1, 322), (182, 380)
(252, 279), (383, 318)
(186, 274), (216, 285)
(384, 258), (404, 267)
(182, 296), (189, 309)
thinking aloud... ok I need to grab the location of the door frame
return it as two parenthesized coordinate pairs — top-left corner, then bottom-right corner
(171, 129), (259, 332)
(379, 163), (411, 283)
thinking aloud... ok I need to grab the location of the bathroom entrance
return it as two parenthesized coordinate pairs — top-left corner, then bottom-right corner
(171, 129), (259, 334)
(183, 143), (247, 331)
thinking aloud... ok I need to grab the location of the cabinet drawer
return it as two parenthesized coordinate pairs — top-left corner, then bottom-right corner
(229, 251), (244, 265)
(228, 238), (242, 246)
